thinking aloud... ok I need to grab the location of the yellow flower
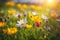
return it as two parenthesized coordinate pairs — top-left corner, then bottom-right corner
(7, 27), (17, 35)
(17, 3), (22, 8)
(34, 16), (42, 22)
(26, 24), (32, 29)
(29, 13), (33, 18)
(29, 13), (34, 21)
(35, 6), (42, 10)
(3, 27), (18, 35)
(29, 13), (42, 22)
(5, 1), (15, 6)
(22, 4), (28, 9)
(30, 5), (36, 9)
(0, 22), (5, 27)
(8, 9), (16, 15)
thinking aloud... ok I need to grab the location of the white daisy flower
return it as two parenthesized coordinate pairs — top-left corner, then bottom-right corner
(32, 12), (37, 15)
(41, 14), (48, 20)
(16, 18), (27, 28)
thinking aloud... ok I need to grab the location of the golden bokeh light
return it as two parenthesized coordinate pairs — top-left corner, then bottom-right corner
(44, 0), (58, 8)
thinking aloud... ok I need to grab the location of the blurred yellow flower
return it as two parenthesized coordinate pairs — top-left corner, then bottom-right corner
(0, 22), (5, 27)
(34, 16), (42, 22)
(29, 13), (33, 18)
(3, 27), (18, 35)
(22, 4), (28, 9)
(26, 24), (32, 29)
(35, 6), (42, 10)
(30, 5), (36, 9)
(29, 13), (42, 22)
(17, 3), (22, 8)
(8, 9), (16, 15)
(5, 1), (15, 6)
(29, 13), (34, 21)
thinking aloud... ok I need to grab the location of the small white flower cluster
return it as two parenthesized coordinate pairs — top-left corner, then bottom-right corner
(16, 18), (27, 28)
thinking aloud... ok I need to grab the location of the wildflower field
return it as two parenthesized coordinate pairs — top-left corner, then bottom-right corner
(0, 1), (60, 40)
